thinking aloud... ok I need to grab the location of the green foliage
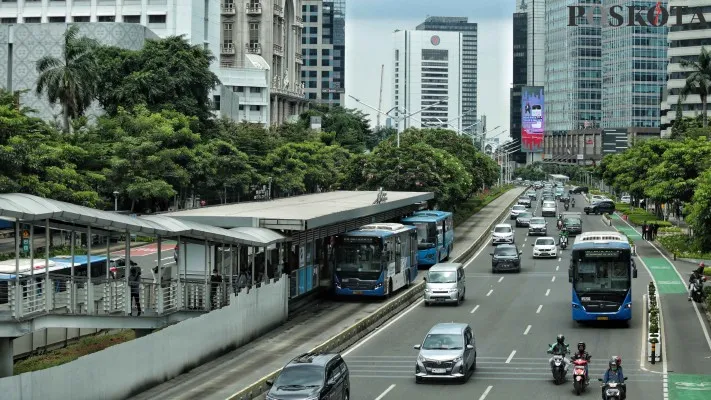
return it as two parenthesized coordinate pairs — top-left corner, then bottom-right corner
(512, 164), (546, 181)
(298, 104), (375, 153)
(689, 168), (711, 248)
(453, 185), (513, 227)
(679, 47), (711, 127)
(657, 234), (711, 259)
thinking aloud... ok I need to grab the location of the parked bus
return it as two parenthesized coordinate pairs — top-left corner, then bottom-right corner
(333, 223), (418, 297)
(568, 232), (638, 322)
(401, 210), (454, 267)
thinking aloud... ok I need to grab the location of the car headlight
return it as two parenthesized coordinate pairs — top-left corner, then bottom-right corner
(449, 288), (458, 293)
(452, 356), (463, 363)
(418, 354), (426, 362)
(424, 288), (429, 292)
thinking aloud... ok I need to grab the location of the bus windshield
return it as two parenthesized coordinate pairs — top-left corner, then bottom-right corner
(335, 243), (383, 279)
(413, 222), (438, 249)
(574, 258), (630, 292)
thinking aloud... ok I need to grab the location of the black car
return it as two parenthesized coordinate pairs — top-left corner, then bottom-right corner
(266, 353), (350, 400)
(559, 193), (570, 203)
(584, 200), (615, 215)
(562, 217), (582, 235)
(570, 186), (589, 194)
(490, 244), (522, 273)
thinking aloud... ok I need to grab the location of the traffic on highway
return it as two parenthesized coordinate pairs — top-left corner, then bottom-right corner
(325, 183), (663, 400)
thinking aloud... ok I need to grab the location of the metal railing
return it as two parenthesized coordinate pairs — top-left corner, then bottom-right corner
(273, 43), (284, 56)
(246, 2), (262, 14)
(273, 4), (283, 17)
(246, 43), (261, 54)
(221, 3), (235, 14)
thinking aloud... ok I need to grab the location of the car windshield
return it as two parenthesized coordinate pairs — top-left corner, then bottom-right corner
(495, 247), (518, 256)
(512, 205), (525, 211)
(564, 218), (581, 225)
(518, 212), (532, 219)
(275, 366), (324, 388)
(428, 271), (456, 283)
(494, 226), (512, 233)
(530, 218), (545, 224)
(536, 238), (555, 246)
(422, 333), (464, 350)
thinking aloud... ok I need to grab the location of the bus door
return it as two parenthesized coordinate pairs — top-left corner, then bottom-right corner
(383, 238), (395, 277)
(394, 236), (402, 275)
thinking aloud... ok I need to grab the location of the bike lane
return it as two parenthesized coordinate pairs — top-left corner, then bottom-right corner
(668, 374), (711, 400)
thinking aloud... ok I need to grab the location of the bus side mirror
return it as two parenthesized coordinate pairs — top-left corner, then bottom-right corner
(633, 269), (638, 279)
(568, 269), (573, 283)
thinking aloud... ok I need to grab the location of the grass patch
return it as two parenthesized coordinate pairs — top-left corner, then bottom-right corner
(453, 185), (514, 227)
(14, 330), (136, 374)
(657, 234), (711, 261)
(658, 226), (683, 234)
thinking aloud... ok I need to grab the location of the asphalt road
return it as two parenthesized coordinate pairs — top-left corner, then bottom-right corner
(344, 190), (664, 400)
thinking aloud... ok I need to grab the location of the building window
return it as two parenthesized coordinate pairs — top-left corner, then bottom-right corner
(332, 93), (340, 100)
(302, 37), (306, 44)
(309, 27), (317, 34)
(238, 105), (244, 110)
(308, 92), (317, 99)
(309, 70), (317, 78)
(73, 16), (90, 22)
(301, 4), (306, 12)
(321, 71), (330, 78)
(322, 49), (330, 56)
(250, 87), (260, 93)
(23, 17), (41, 23)
(235, 86), (244, 92)
(310, 5), (317, 12)
(322, 58), (330, 66)
(98, 16), (115, 22)
(309, 37), (317, 45)
(250, 105), (261, 111)
(308, 81), (317, 88)
(213, 95), (221, 111)
(123, 15), (140, 23)
(148, 14), (166, 24)
(309, 15), (317, 23)
(49, 16), (66, 23)
(0, 18), (16, 24)
(308, 59), (317, 66)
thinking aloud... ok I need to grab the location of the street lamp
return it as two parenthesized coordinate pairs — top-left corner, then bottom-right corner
(113, 191), (119, 212)
(349, 95), (449, 147)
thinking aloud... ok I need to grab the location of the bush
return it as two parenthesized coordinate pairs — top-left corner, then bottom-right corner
(658, 234), (711, 260)
(659, 226), (683, 234)
(705, 267), (711, 277)
(649, 322), (659, 334)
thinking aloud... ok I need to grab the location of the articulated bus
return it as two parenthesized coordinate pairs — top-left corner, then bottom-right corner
(401, 211), (454, 267)
(333, 223), (418, 297)
(568, 231), (638, 322)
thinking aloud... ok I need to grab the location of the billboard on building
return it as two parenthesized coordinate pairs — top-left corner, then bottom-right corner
(521, 86), (544, 152)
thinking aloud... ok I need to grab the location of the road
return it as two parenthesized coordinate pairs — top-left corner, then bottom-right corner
(343, 190), (664, 400)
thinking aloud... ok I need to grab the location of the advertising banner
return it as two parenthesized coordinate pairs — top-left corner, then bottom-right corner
(521, 86), (544, 153)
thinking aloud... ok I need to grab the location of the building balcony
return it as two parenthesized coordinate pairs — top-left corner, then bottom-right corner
(246, 43), (262, 55)
(295, 52), (303, 64)
(246, 2), (262, 14)
(273, 4), (283, 17)
(271, 79), (306, 99)
(221, 43), (235, 55)
(273, 44), (284, 57)
(294, 16), (303, 28)
(221, 3), (235, 15)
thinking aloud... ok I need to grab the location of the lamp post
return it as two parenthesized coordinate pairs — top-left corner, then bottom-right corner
(113, 191), (119, 212)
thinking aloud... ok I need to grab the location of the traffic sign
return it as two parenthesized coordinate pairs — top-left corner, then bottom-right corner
(21, 230), (29, 239)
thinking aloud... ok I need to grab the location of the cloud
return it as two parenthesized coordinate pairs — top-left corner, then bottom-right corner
(347, 0), (515, 21)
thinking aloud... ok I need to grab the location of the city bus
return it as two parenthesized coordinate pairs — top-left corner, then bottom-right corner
(568, 232), (638, 322)
(401, 210), (454, 267)
(333, 223), (418, 297)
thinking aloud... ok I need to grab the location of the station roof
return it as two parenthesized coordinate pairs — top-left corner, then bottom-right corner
(548, 174), (570, 179)
(164, 191), (435, 230)
(0, 194), (278, 247)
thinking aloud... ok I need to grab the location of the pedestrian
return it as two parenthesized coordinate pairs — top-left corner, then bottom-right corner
(128, 266), (142, 316)
(652, 223), (659, 240)
(642, 222), (648, 240)
(210, 268), (222, 309)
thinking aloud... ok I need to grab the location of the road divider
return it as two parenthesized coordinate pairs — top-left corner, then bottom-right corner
(227, 188), (524, 400)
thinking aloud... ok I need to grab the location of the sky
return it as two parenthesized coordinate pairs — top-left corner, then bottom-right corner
(344, 0), (516, 138)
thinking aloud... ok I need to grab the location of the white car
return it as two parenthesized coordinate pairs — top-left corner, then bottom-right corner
(541, 201), (557, 217)
(510, 204), (527, 219)
(620, 195), (631, 204)
(532, 237), (558, 258)
(491, 223), (515, 245)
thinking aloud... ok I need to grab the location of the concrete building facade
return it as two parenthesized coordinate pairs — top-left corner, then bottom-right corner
(510, 10), (527, 165)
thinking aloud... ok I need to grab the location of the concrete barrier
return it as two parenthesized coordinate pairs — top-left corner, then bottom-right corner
(229, 187), (524, 400)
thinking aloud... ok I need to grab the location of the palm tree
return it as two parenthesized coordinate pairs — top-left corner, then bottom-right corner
(680, 47), (711, 127)
(35, 24), (100, 133)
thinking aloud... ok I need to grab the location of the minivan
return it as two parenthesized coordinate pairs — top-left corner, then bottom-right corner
(266, 352), (349, 400)
(423, 263), (465, 306)
(584, 200), (615, 215)
(414, 323), (477, 383)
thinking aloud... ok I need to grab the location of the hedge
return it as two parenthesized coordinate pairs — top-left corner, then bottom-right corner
(658, 234), (711, 260)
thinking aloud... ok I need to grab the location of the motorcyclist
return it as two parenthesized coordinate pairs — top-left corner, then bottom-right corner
(571, 342), (591, 382)
(688, 262), (706, 301)
(571, 197), (576, 207)
(547, 334), (570, 371)
(557, 217), (564, 230)
(601, 357), (626, 399)
(559, 228), (570, 247)
(613, 356), (623, 376)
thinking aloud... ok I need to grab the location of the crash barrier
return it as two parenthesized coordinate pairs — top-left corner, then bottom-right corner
(0, 277), (289, 400)
(229, 188), (524, 400)
(646, 282), (662, 363)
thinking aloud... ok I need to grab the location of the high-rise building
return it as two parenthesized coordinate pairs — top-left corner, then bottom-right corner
(602, 1), (667, 130)
(525, 0), (545, 86)
(510, 11), (528, 164)
(661, 0), (709, 137)
(416, 17), (477, 131)
(392, 30), (463, 132)
(301, 0), (345, 106)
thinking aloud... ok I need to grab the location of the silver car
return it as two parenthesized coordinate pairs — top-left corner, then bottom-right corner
(515, 211), (533, 227)
(491, 224), (515, 245)
(423, 263), (466, 306)
(510, 204), (527, 219)
(517, 197), (532, 208)
(414, 323), (477, 383)
(528, 217), (547, 236)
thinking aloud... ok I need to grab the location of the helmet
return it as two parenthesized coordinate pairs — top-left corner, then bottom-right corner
(615, 356), (622, 366)
(577, 342), (586, 352)
(609, 358), (618, 370)
(557, 334), (565, 344)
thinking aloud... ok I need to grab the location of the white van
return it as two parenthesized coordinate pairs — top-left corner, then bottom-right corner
(423, 263), (466, 306)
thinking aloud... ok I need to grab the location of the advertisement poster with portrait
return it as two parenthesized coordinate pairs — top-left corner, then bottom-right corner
(521, 86), (544, 152)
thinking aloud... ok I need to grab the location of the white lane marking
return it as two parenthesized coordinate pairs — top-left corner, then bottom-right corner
(523, 325), (531, 335)
(545, 289), (550, 296)
(536, 305), (542, 314)
(505, 350), (516, 364)
(498, 276), (504, 283)
(470, 305), (480, 314)
(524, 237), (528, 242)
(556, 265), (559, 271)
(551, 276), (556, 282)
(155, 256), (173, 262)
(558, 257), (562, 261)
(478, 385), (494, 400)
(486, 289), (494, 297)
(374, 384), (396, 400)
(343, 230), (490, 357)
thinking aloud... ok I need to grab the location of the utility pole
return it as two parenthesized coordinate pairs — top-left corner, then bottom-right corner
(376, 64), (384, 129)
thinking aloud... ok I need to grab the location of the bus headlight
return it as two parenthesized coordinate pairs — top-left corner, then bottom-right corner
(625, 303), (631, 308)
(375, 282), (383, 289)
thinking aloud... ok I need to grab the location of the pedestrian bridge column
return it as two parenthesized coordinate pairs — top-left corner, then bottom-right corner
(0, 337), (13, 378)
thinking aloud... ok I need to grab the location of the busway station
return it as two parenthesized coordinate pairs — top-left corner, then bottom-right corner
(0, 190), (433, 378)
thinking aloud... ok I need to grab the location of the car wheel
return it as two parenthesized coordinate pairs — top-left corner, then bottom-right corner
(424, 300), (429, 306)
(462, 288), (466, 301)
(472, 353), (477, 370)
(415, 376), (423, 384)
(492, 267), (497, 273)
(344, 391), (349, 400)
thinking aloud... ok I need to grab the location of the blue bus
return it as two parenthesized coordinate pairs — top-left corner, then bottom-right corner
(333, 223), (418, 297)
(568, 232), (638, 322)
(401, 211), (454, 267)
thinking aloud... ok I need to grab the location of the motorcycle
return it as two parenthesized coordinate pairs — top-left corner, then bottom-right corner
(564, 202), (570, 211)
(560, 234), (568, 250)
(548, 354), (568, 384)
(572, 359), (588, 395)
(691, 276), (707, 303)
(598, 377), (628, 400)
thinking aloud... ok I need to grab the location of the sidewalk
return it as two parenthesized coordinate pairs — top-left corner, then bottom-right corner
(129, 187), (525, 400)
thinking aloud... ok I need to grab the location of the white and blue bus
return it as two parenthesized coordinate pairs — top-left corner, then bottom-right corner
(568, 232), (638, 322)
(401, 211), (454, 267)
(333, 223), (418, 297)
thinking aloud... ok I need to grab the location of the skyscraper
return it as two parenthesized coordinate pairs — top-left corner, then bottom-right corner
(392, 30), (463, 132)
(301, 0), (345, 106)
(526, 0), (545, 86)
(510, 11), (528, 164)
(416, 17), (477, 132)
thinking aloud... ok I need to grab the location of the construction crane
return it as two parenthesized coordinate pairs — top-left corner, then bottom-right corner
(376, 64), (384, 129)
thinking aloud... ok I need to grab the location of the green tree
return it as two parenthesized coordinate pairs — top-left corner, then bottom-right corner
(680, 47), (711, 127)
(513, 165), (546, 181)
(190, 139), (257, 203)
(35, 25), (100, 133)
(299, 105), (374, 152)
(645, 137), (711, 204)
(688, 168), (711, 251)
